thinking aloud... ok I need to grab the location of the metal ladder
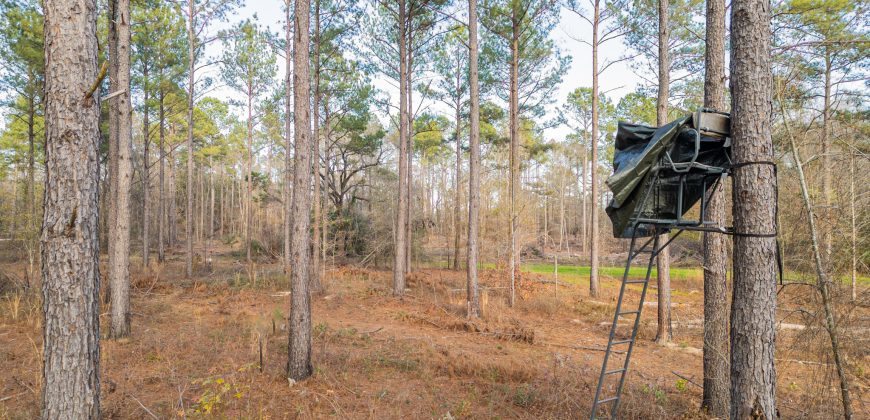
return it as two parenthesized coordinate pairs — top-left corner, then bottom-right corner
(589, 227), (662, 420)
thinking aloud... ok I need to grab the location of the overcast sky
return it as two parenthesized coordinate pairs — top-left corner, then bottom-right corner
(201, 2), (644, 143)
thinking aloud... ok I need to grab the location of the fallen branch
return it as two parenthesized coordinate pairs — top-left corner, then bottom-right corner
(129, 395), (160, 420)
(362, 326), (383, 335)
(541, 341), (625, 354)
(0, 391), (25, 403)
(671, 371), (702, 389)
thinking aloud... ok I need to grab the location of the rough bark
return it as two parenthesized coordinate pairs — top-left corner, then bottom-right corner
(185, 0), (195, 278)
(466, 0), (481, 318)
(393, 0), (409, 296)
(701, 0), (729, 414)
(655, 0), (673, 345)
(287, 0), (313, 381)
(41, 0), (102, 416)
(108, 0), (133, 339)
(589, 0), (601, 298)
(729, 0), (778, 415)
(508, 12), (519, 307)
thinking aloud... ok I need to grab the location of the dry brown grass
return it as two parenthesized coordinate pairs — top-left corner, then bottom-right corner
(0, 248), (867, 419)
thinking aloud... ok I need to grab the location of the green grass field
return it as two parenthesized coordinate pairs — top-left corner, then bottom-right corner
(428, 260), (870, 287)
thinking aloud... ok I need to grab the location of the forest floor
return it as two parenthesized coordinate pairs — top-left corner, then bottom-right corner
(1, 246), (868, 419)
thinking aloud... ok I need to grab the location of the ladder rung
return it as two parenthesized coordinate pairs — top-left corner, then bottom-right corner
(605, 368), (626, 375)
(618, 310), (640, 316)
(610, 339), (633, 345)
(597, 396), (619, 404)
(625, 279), (648, 284)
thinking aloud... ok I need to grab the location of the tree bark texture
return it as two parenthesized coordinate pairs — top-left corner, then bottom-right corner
(185, 0), (195, 278)
(108, 0), (132, 339)
(508, 12), (519, 307)
(589, 0), (601, 298)
(729, 0), (778, 415)
(393, 0), (409, 296)
(287, 0), (313, 381)
(466, 0), (481, 318)
(701, 0), (729, 414)
(41, 0), (102, 416)
(655, 0), (673, 344)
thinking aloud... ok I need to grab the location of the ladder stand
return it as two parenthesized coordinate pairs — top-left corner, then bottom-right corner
(590, 159), (729, 419)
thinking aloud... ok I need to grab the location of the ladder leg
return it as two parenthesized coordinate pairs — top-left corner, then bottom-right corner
(611, 231), (660, 417)
(590, 231), (641, 419)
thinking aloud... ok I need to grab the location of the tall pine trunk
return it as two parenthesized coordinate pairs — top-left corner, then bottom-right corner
(185, 0), (195, 278)
(393, 0), (409, 296)
(41, 0), (102, 415)
(311, 0), (323, 291)
(508, 13), (519, 307)
(287, 0), (313, 380)
(466, 0), (481, 318)
(108, 0), (133, 339)
(158, 79), (166, 263)
(284, 1), (292, 273)
(701, 0), (729, 414)
(246, 86), (253, 264)
(729, 0), (777, 415)
(589, 0), (601, 297)
(654, 0), (673, 344)
(142, 65), (151, 270)
(453, 63), (462, 270)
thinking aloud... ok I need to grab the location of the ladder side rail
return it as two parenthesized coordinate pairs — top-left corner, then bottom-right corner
(610, 230), (662, 418)
(590, 230), (641, 419)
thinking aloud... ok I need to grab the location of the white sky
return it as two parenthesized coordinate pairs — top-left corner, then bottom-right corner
(202, 2), (644, 143)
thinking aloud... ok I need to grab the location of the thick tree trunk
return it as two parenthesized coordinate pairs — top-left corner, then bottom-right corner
(508, 15), (519, 307)
(729, 0), (777, 415)
(41, 0), (101, 416)
(287, 0), (313, 381)
(589, 0), (601, 297)
(654, 0), (673, 344)
(466, 0), (481, 318)
(701, 0), (729, 414)
(393, 0), (409, 296)
(185, 0), (195, 278)
(108, 0), (133, 339)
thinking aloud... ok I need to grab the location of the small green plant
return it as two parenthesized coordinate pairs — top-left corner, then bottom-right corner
(188, 376), (246, 416)
(512, 384), (537, 407)
(314, 322), (329, 336)
(675, 379), (688, 392)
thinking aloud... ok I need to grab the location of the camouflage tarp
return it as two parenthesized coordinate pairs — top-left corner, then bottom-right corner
(605, 111), (731, 238)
